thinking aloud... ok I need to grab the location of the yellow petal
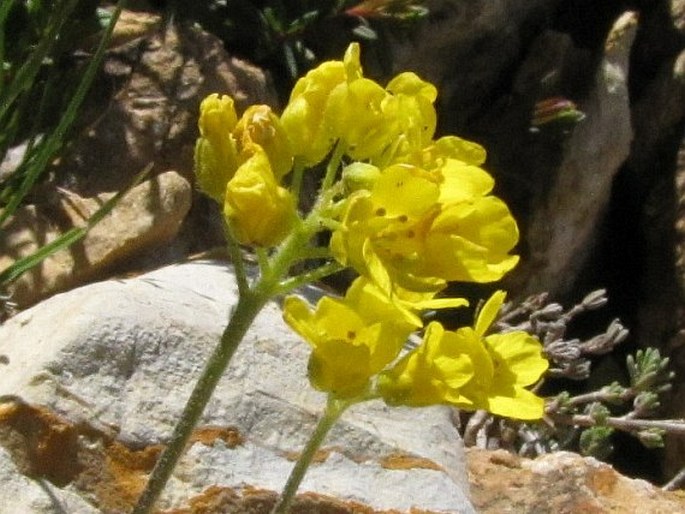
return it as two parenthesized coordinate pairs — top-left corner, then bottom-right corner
(485, 332), (549, 386)
(431, 135), (487, 166)
(224, 146), (296, 247)
(386, 72), (438, 103)
(194, 94), (240, 202)
(438, 160), (495, 203)
(234, 105), (293, 180)
(324, 78), (396, 160)
(283, 296), (318, 347)
(372, 164), (439, 217)
(486, 388), (546, 420)
(343, 42), (363, 81)
(281, 61), (346, 165)
(475, 291), (506, 337)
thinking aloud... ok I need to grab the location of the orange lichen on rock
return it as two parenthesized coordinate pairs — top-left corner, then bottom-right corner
(467, 448), (685, 514)
(0, 399), (81, 486)
(189, 425), (245, 449)
(379, 452), (444, 472)
(161, 484), (425, 514)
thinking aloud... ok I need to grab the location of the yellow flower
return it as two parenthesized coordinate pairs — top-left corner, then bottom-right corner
(381, 72), (438, 161)
(330, 160), (519, 293)
(281, 43), (409, 165)
(224, 145), (296, 247)
(473, 291), (549, 419)
(377, 321), (481, 407)
(280, 54), (347, 166)
(234, 104), (293, 180)
(283, 276), (418, 397)
(194, 94), (240, 202)
(379, 291), (549, 420)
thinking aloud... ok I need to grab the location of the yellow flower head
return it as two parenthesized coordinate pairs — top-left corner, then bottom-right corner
(382, 72), (438, 161)
(378, 321), (480, 407)
(280, 51), (347, 166)
(475, 292), (550, 420)
(194, 94), (240, 202)
(234, 104), (293, 180)
(283, 276), (418, 398)
(379, 291), (548, 420)
(224, 145), (296, 247)
(330, 160), (520, 293)
(282, 43), (429, 165)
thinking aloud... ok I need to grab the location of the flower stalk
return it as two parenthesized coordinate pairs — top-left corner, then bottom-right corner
(132, 288), (268, 514)
(271, 397), (353, 514)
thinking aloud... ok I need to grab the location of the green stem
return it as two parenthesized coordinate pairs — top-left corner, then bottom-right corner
(276, 261), (344, 296)
(222, 220), (249, 296)
(289, 157), (306, 205)
(131, 289), (269, 514)
(320, 140), (346, 194)
(132, 204), (333, 512)
(271, 397), (353, 514)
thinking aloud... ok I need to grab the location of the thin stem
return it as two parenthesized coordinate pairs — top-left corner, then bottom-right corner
(223, 220), (250, 297)
(133, 143), (345, 512)
(565, 388), (632, 407)
(276, 261), (344, 296)
(462, 410), (490, 447)
(132, 290), (269, 514)
(287, 245), (334, 263)
(257, 247), (271, 275)
(289, 158), (306, 205)
(320, 140), (346, 194)
(271, 397), (352, 514)
(548, 413), (685, 435)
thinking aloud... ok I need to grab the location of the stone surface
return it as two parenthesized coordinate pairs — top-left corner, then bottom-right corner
(381, 0), (558, 131)
(0, 260), (475, 513)
(467, 448), (685, 513)
(0, 171), (191, 308)
(58, 10), (278, 196)
(514, 11), (637, 296)
(0, 446), (99, 514)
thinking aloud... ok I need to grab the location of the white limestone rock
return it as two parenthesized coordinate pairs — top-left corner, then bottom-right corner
(0, 448), (99, 514)
(0, 260), (475, 513)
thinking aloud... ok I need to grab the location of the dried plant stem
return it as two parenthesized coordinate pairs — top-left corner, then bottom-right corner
(549, 413), (685, 434)
(565, 390), (631, 406)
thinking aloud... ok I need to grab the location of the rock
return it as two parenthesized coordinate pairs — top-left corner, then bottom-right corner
(0, 170), (191, 308)
(381, 0), (558, 131)
(0, 260), (475, 513)
(58, 10), (278, 196)
(467, 448), (685, 513)
(0, 445), (99, 514)
(598, 3), (685, 480)
(514, 11), (637, 296)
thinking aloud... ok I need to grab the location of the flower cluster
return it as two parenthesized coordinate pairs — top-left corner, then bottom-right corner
(195, 43), (548, 420)
(195, 96), (296, 247)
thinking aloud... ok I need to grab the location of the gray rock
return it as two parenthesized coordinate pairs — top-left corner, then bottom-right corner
(0, 260), (475, 513)
(0, 447), (99, 514)
(0, 171), (192, 308)
(517, 12), (637, 296)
